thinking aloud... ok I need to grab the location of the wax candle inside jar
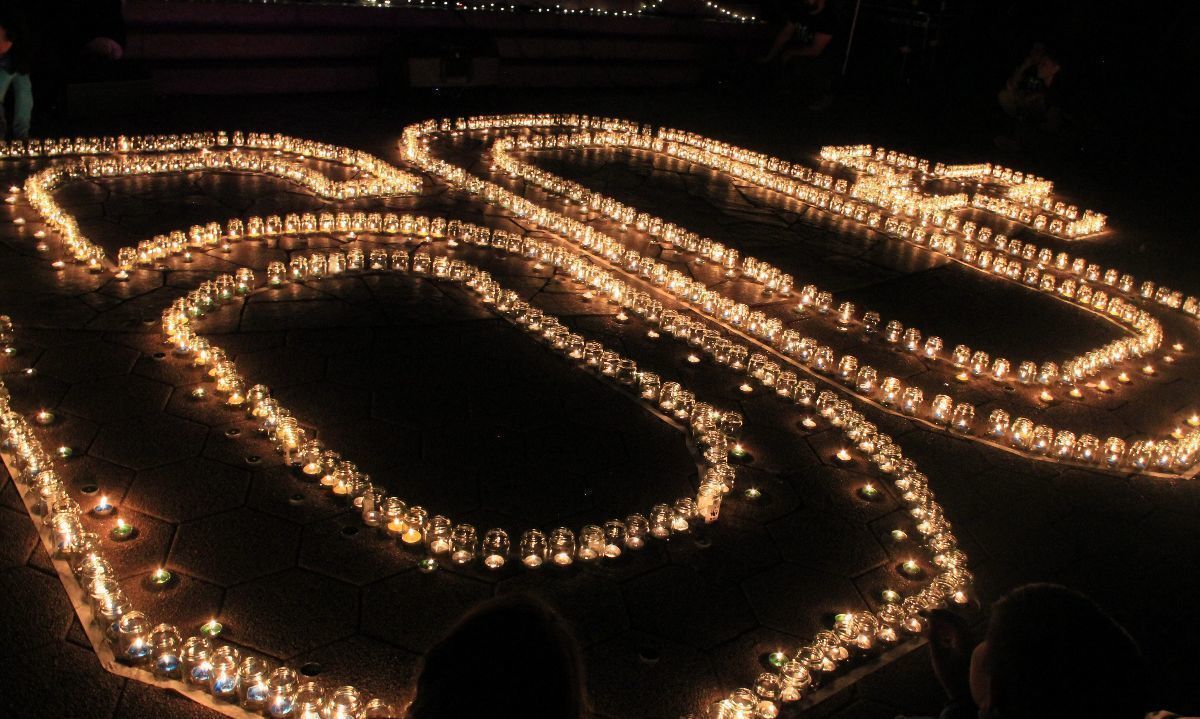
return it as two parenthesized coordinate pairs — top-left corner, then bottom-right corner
(93, 495), (114, 516)
(111, 518), (134, 540)
(401, 507), (427, 544)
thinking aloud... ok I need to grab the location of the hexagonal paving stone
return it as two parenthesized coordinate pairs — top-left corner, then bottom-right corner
(298, 513), (416, 586)
(741, 562), (866, 640)
(90, 413), (208, 471)
(35, 341), (140, 383)
(767, 505), (888, 577)
(289, 635), (420, 706)
(124, 458), (251, 523)
(221, 568), (359, 659)
(170, 507), (301, 586)
(622, 564), (756, 649)
(585, 629), (721, 719)
(0, 507), (38, 570)
(361, 570), (493, 654)
(58, 374), (172, 422)
(0, 567), (76, 652)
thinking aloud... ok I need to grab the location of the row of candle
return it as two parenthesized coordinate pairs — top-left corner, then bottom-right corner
(8, 128), (964, 716)
(0, 374), (399, 718)
(161, 232), (969, 715)
(491, 126), (1157, 389)
(438, 117), (1197, 474)
(163, 245), (745, 568)
(15, 131), (419, 267)
(667, 129), (1179, 325)
(97, 172), (975, 708)
(820, 143), (1104, 238)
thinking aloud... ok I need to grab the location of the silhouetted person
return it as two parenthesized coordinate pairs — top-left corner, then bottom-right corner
(908, 583), (1149, 719)
(997, 42), (1066, 151)
(406, 594), (586, 719)
(759, 0), (843, 110)
(0, 11), (33, 139)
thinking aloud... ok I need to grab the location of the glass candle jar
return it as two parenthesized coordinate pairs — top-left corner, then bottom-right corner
(180, 635), (215, 685)
(401, 506), (427, 545)
(266, 667), (300, 717)
(382, 497), (407, 538)
(649, 503), (672, 538)
(209, 645), (240, 697)
(482, 528), (510, 569)
(425, 515), (452, 554)
(549, 527), (576, 566)
(450, 525), (477, 565)
(116, 611), (153, 662)
(149, 624), (182, 678)
(237, 656), (272, 709)
(322, 686), (363, 719)
(293, 681), (325, 719)
(602, 520), (627, 557)
(577, 525), (604, 561)
(624, 514), (649, 550)
(520, 530), (547, 568)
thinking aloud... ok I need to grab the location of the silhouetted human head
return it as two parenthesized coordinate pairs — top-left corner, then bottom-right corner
(407, 594), (585, 719)
(970, 583), (1147, 719)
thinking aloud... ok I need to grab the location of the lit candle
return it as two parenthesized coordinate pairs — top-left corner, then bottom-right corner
(150, 567), (173, 586)
(881, 588), (901, 603)
(801, 417), (817, 429)
(1142, 364), (1156, 376)
(890, 529), (908, 543)
(686, 353), (701, 364)
(767, 651), (787, 668)
(835, 448), (853, 463)
(646, 330), (660, 339)
(110, 518), (135, 541)
(1039, 390), (1054, 403)
(743, 487), (762, 501)
(731, 443), (747, 458)
(200, 618), (223, 638)
(738, 383), (753, 393)
(900, 559), (922, 577)
(1189, 415), (1200, 427)
(954, 371), (969, 383)
(386, 515), (405, 537)
(1172, 342), (1184, 352)
(1097, 380), (1112, 393)
(93, 495), (114, 516)
(1117, 372), (1131, 384)
(858, 483), (880, 500)
(35, 409), (55, 425)
(1068, 387), (1083, 399)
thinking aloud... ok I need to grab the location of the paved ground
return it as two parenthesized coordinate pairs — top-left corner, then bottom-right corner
(2, 87), (1199, 718)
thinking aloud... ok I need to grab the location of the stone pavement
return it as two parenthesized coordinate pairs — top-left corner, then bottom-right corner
(2, 91), (1199, 719)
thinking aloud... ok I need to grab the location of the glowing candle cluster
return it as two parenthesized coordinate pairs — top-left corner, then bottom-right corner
(160, 231), (744, 569)
(403, 114), (1198, 476)
(14, 130), (419, 268)
(0, 370), (399, 718)
(4, 112), (1193, 717)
